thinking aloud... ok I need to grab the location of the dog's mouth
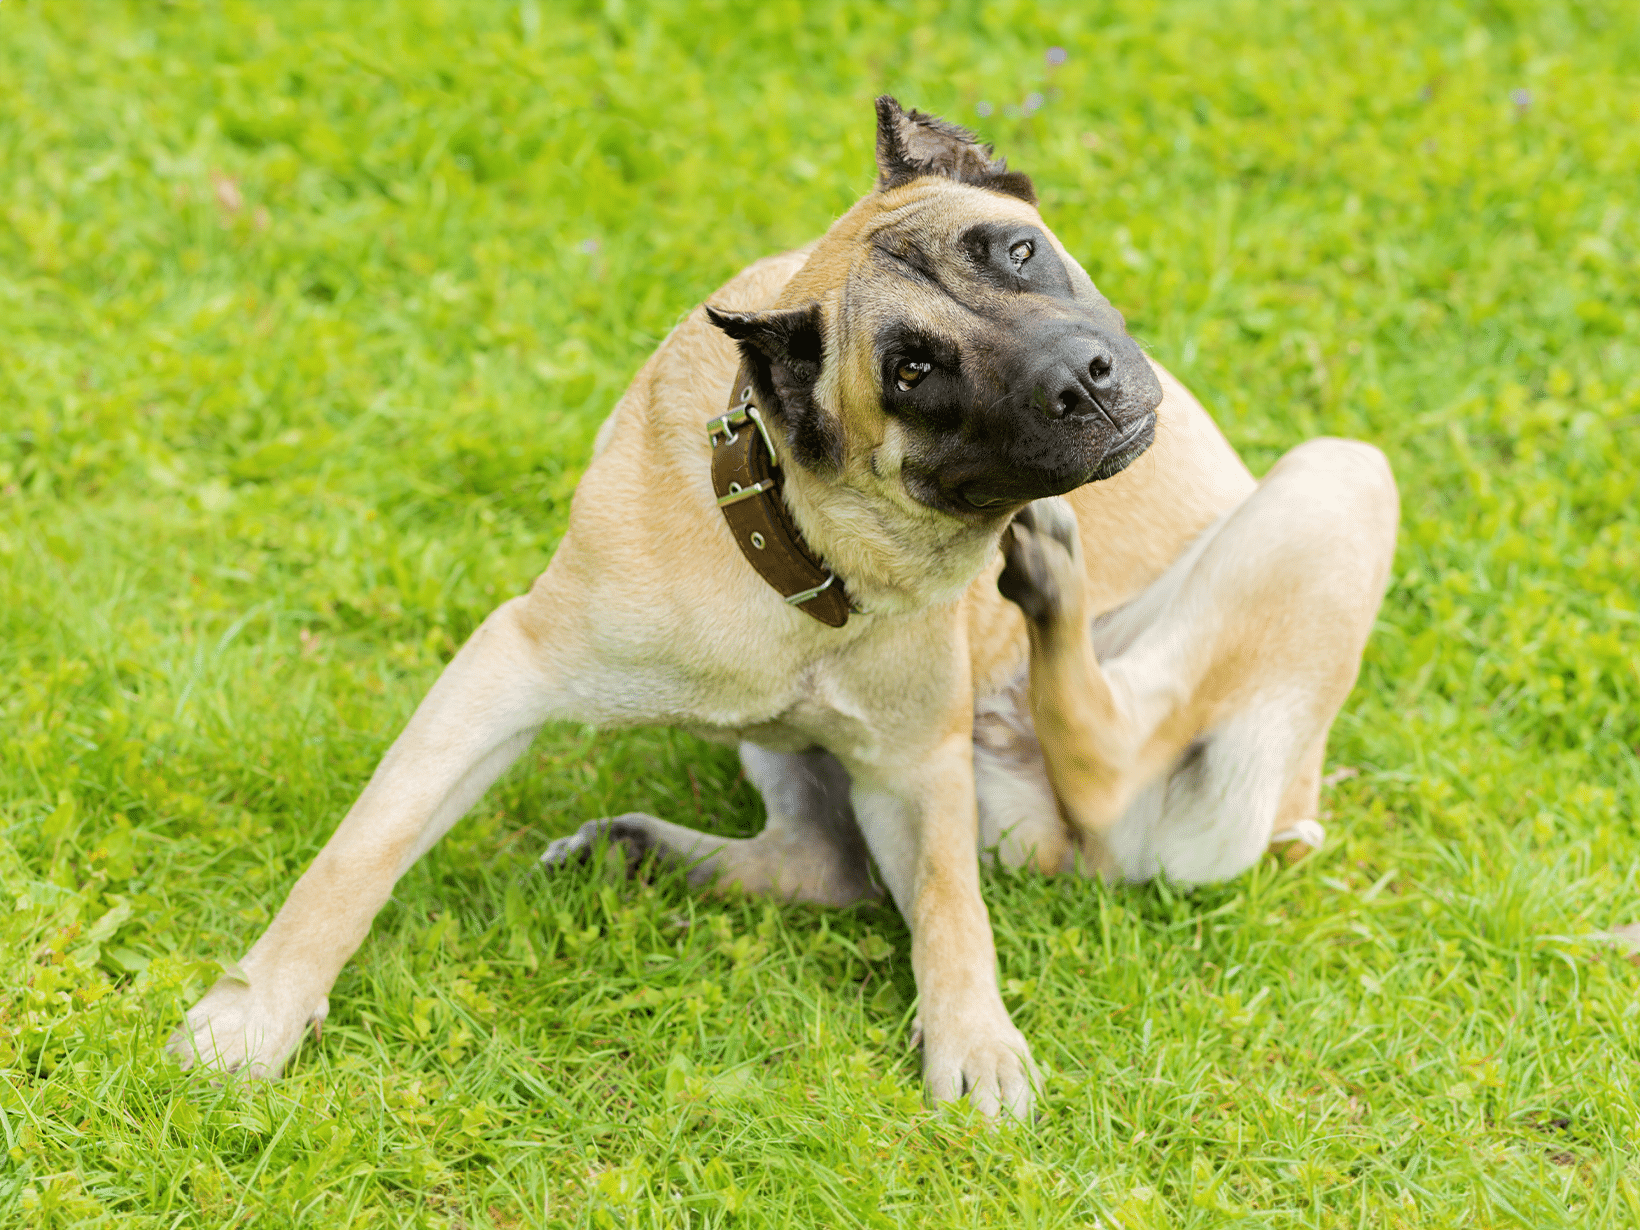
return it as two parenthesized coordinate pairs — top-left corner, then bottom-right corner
(955, 413), (1157, 512)
(1086, 413), (1156, 481)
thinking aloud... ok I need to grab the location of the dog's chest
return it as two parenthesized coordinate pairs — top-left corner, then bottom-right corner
(679, 662), (886, 760)
(683, 702), (877, 760)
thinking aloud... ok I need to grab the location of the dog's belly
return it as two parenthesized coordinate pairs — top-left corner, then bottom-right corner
(682, 722), (816, 755)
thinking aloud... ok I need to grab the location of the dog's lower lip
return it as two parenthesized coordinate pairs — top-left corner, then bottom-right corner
(1102, 415), (1153, 457)
(956, 415), (1156, 510)
(1089, 415), (1156, 480)
(952, 481), (1026, 512)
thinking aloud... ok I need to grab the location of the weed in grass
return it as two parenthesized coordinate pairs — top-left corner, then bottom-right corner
(3, 1), (1640, 1227)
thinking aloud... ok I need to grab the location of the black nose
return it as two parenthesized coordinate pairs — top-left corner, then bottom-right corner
(1036, 338), (1121, 423)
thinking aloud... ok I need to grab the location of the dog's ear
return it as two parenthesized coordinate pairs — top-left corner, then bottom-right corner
(873, 95), (1036, 204)
(707, 304), (823, 378)
(706, 303), (841, 471)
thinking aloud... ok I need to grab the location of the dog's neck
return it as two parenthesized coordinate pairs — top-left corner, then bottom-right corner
(708, 370), (1006, 624)
(778, 436), (1011, 621)
(709, 367), (854, 627)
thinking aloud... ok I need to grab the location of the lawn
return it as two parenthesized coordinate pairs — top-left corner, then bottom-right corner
(3, 0), (1640, 1225)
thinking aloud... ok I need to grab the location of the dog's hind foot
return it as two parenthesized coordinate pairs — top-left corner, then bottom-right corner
(540, 814), (662, 876)
(998, 496), (1086, 629)
(1269, 817), (1326, 859)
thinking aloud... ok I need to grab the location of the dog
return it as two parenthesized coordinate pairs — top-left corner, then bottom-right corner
(169, 98), (1398, 1120)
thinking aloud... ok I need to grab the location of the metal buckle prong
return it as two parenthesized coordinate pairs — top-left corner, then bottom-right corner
(785, 573), (836, 606)
(744, 406), (779, 467)
(706, 405), (748, 447)
(716, 480), (775, 508)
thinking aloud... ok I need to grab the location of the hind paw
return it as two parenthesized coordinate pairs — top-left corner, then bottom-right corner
(540, 814), (660, 876)
(998, 497), (1085, 627)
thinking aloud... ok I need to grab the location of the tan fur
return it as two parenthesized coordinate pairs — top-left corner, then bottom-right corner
(997, 439), (1397, 882)
(167, 155), (1397, 1123)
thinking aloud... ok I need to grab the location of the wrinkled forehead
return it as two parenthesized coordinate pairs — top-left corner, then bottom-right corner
(868, 178), (1047, 234)
(836, 184), (1074, 355)
(857, 183), (1048, 287)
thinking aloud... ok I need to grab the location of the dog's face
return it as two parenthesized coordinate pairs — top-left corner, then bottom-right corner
(710, 97), (1162, 523)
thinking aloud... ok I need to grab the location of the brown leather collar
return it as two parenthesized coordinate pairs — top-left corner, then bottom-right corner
(708, 366), (852, 628)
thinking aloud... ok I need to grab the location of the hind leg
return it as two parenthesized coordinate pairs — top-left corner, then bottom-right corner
(1268, 732), (1328, 851)
(972, 674), (1076, 873)
(542, 742), (880, 906)
(1000, 438), (1398, 881)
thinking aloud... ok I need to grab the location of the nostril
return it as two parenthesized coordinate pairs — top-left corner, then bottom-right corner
(1056, 388), (1083, 418)
(1089, 354), (1113, 383)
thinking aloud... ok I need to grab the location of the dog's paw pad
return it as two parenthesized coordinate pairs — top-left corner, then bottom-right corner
(998, 497), (1082, 625)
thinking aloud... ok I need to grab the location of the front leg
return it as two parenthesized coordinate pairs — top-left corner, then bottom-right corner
(847, 728), (1039, 1120)
(168, 591), (570, 1077)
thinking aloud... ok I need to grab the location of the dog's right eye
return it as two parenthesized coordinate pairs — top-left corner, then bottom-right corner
(896, 360), (932, 391)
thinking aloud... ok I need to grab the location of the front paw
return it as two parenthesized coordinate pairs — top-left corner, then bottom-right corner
(921, 1008), (1040, 1121)
(166, 975), (327, 1079)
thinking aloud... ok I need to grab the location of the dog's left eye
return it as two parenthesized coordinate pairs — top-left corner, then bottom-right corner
(1009, 240), (1034, 270)
(896, 360), (932, 391)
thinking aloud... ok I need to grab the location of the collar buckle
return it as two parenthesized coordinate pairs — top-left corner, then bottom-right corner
(784, 573), (837, 607)
(706, 386), (779, 464)
(709, 364), (851, 627)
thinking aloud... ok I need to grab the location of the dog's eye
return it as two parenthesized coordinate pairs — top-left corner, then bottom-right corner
(1009, 240), (1034, 270)
(896, 360), (932, 391)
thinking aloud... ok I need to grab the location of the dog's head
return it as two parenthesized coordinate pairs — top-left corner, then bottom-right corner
(708, 97), (1162, 523)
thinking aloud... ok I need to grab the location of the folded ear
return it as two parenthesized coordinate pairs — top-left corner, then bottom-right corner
(706, 304), (823, 378)
(873, 95), (1036, 204)
(705, 303), (841, 471)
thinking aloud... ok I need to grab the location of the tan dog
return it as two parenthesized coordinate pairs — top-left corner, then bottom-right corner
(169, 99), (1398, 1120)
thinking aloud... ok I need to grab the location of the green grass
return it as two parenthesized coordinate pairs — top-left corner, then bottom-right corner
(3, 0), (1640, 1225)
